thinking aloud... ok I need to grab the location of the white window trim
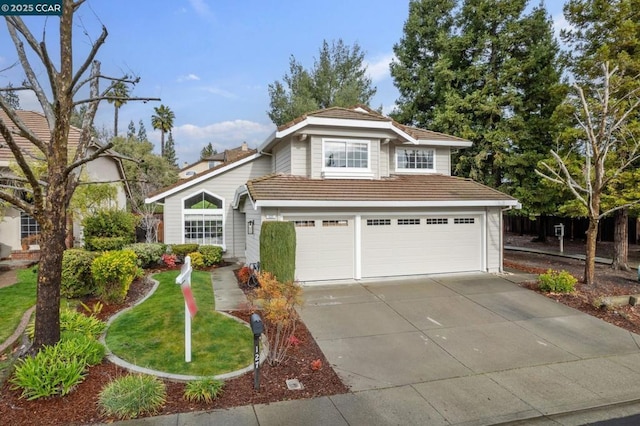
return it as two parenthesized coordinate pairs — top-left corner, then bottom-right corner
(395, 146), (437, 173)
(322, 138), (373, 179)
(181, 189), (225, 250)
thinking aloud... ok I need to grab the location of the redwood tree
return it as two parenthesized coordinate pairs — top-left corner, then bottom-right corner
(0, 1), (156, 349)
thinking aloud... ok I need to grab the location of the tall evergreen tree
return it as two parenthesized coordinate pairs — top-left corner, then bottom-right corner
(267, 39), (377, 126)
(137, 119), (147, 142)
(126, 120), (136, 139)
(164, 131), (178, 167)
(200, 142), (217, 159)
(391, 0), (564, 204)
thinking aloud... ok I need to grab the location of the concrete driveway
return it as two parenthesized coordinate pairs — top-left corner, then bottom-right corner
(298, 272), (640, 425)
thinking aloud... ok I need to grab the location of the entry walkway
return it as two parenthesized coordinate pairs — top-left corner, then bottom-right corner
(112, 270), (640, 425)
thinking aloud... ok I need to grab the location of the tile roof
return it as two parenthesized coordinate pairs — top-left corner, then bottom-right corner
(0, 110), (82, 163)
(246, 173), (516, 203)
(276, 105), (470, 144)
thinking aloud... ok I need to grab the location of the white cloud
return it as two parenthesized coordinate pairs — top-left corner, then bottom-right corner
(169, 119), (275, 164)
(188, 0), (213, 18)
(177, 73), (201, 82)
(201, 86), (237, 99)
(365, 53), (395, 83)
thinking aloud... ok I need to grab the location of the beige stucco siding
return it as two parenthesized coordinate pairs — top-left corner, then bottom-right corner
(161, 156), (271, 257)
(0, 207), (21, 258)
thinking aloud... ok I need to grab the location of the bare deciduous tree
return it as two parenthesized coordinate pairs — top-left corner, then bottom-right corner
(0, 0), (158, 350)
(537, 62), (640, 287)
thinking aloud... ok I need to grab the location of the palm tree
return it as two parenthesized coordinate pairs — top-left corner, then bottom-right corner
(151, 104), (175, 156)
(106, 81), (129, 136)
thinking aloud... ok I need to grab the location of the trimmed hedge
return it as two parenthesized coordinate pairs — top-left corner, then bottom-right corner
(61, 249), (98, 298)
(85, 236), (129, 252)
(198, 245), (223, 266)
(124, 243), (167, 268)
(259, 221), (296, 283)
(169, 244), (199, 261)
(83, 209), (139, 249)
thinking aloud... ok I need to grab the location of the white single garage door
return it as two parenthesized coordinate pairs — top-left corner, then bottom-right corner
(361, 215), (483, 278)
(287, 218), (354, 282)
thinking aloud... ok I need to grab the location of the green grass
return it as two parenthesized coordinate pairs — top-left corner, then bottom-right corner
(105, 270), (253, 376)
(0, 268), (37, 343)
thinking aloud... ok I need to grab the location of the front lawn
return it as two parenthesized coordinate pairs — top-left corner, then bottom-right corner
(0, 268), (37, 343)
(105, 270), (253, 376)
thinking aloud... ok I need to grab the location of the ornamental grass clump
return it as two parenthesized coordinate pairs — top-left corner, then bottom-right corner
(98, 374), (166, 420)
(249, 271), (302, 365)
(537, 269), (577, 293)
(183, 377), (224, 403)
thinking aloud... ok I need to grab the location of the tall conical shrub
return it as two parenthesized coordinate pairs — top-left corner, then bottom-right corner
(259, 221), (296, 283)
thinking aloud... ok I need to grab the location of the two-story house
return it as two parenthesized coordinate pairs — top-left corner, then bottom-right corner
(0, 110), (130, 259)
(147, 106), (519, 283)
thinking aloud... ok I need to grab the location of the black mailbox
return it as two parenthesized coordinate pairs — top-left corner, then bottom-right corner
(250, 313), (264, 336)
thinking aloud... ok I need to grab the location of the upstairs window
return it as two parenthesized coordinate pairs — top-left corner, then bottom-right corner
(324, 140), (369, 169)
(396, 148), (435, 171)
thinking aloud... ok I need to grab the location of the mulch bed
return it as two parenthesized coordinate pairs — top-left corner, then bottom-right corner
(0, 269), (348, 426)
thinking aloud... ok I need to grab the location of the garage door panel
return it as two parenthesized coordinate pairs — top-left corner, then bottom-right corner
(289, 218), (354, 282)
(362, 216), (482, 278)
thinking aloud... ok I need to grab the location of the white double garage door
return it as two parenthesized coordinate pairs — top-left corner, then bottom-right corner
(286, 213), (485, 282)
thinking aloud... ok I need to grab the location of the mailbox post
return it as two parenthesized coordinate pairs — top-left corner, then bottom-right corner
(250, 313), (264, 391)
(554, 224), (565, 253)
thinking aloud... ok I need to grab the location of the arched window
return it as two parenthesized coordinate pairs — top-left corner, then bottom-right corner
(183, 192), (224, 245)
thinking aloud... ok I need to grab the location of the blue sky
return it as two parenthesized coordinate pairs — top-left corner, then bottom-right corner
(0, 0), (567, 166)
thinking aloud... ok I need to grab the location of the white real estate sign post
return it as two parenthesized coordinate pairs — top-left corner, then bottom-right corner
(176, 256), (198, 362)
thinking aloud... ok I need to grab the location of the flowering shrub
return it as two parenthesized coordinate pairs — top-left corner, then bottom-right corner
(161, 253), (177, 268)
(249, 271), (302, 365)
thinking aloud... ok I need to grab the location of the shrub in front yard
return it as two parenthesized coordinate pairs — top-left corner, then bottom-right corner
(82, 209), (139, 245)
(11, 344), (87, 400)
(27, 308), (106, 341)
(537, 269), (577, 293)
(92, 249), (139, 304)
(169, 243), (199, 261)
(250, 271), (302, 365)
(198, 245), (223, 266)
(187, 252), (205, 270)
(183, 377), (224, 403)
(85, 236), (129, 252)
(259, 221), (296, 283)
(161, 253), (177, 268)
(98, 375), (166, 420)
(124, 243), (167, 268)
(61, 249), (98, 298)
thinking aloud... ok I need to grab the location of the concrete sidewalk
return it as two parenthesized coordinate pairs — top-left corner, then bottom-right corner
(110, 269), (640, 425)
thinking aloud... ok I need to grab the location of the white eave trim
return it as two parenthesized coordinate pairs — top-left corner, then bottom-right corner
(145, 153), (261, 204)
(259, 116), (473, 152)
(255, 199), (521, 208)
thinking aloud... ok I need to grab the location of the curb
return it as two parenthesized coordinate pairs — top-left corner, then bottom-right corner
(0, 306), (35, 354)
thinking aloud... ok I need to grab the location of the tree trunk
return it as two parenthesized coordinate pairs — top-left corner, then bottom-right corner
(114, 106), (119, 137)
(584, 218), (598, 287)
(65, 215), (74, 249)
(612, 208), (630, 271)
(33, 210), (67, 349)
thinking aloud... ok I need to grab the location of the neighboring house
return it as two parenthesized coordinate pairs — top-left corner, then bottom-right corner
(147, 106), (520, 283)
(178, 142), (254, 179)
(0, 110), (130, 258)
